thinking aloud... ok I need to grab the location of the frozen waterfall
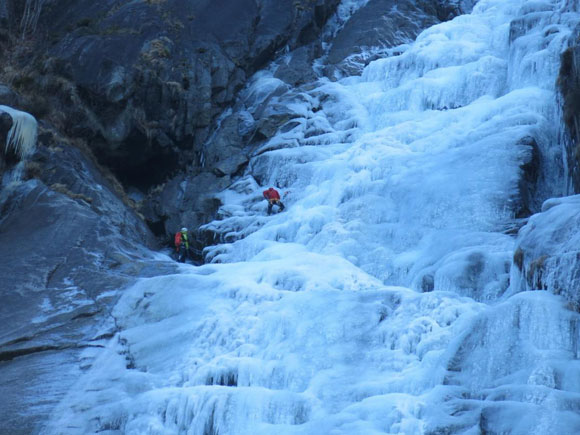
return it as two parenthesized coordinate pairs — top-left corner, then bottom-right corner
(0, 105), (38, 184)
(48, 0), (580, 434)
(0, 105), (37, 160)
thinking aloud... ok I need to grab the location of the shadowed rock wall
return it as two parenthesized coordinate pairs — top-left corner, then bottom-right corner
(20, 0), (341, 190)
(559, 42), (580, 192)
(0, 119), (177, 434)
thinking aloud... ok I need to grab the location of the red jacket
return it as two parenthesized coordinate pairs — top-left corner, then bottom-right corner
(263, 188), (280, 201)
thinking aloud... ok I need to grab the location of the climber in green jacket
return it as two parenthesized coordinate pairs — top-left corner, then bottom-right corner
(174, 227), (190, 263)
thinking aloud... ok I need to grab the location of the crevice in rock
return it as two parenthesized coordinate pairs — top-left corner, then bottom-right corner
(146, 215), (168, 238)
(45, 263), (62, 288)
(558, 46), (580, 193)
(0, 342), (106, 362)
(91, 331), (116, 341)
(71, 308), (103, 321)
(0, 335), (36, 347)
(93, 128), (181, 192)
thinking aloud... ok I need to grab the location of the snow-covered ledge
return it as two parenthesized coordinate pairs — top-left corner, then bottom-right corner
(0, 105), (38, 159)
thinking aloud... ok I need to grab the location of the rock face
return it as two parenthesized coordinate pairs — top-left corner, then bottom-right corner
(555, 0), (580, 194)
(511, 195), (580, 309)
(325, 0), (468, 77)
(0, 109), (13, 177)
(558, 44), (580, 191)
(0, 120), (176, 434)
(0, 1), (344, 429)
(12, 0), (340, 192)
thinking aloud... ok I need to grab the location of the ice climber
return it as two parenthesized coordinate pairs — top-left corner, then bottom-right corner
(263, 187), (285, 215)
(174, 227), (189, 263)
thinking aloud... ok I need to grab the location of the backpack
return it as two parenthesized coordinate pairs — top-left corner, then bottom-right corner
(264, 188), (280, 200)
(174, 232), (182, 249)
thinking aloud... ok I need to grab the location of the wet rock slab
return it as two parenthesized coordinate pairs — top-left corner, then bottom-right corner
(0, 133), (178, 433)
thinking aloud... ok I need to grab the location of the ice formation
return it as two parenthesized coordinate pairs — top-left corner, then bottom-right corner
(0, 104), (38, 160)
(47, 0), (580, 434)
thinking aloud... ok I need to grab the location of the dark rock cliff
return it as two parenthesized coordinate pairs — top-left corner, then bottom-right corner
(559, 42), (580, 192)
(8, 0), (340, 190)
(0, 118), (174, 433)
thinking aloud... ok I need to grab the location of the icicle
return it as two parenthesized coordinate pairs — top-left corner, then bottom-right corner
(19, 0), (47, 38)
(0, 105), (38, 159)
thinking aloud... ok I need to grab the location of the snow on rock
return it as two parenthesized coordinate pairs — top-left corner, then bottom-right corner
(510, 194), (580, 303)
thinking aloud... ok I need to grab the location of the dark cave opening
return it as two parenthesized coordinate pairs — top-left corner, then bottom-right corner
(115, 150), (179, 191)
(96, 129), (182, 193)
(146, 218), (167, 238)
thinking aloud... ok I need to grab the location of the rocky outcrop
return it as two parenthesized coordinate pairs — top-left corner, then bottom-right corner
(511, 195), (580, 309)
(324, 0), (470, 78)
(516, 135), (541, 219)
(558, 43), (580, 192)
(2, 0), (340, 193)
(0, 104), (38, 182)
(0, 0), (346, 246)
(0, 121), (176, 434)
(142, 171), (231, 260)
(0, 109), (13, 177)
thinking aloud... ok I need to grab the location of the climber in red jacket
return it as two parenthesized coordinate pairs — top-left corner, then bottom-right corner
(263, 187), (285, 215)
(174, 227), (189, 263)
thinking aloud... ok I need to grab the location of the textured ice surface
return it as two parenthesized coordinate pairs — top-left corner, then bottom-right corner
(48, 1), (580, 433)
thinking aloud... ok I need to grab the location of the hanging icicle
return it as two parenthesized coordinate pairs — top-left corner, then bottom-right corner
(19, 0), (46, 38)
(0, 105), (38, 159)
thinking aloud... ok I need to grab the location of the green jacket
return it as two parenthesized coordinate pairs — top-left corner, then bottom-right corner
(180, 231), (189, 249)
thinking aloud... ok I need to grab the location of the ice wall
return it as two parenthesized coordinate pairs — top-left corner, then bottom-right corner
(48, 1), (580, 434)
